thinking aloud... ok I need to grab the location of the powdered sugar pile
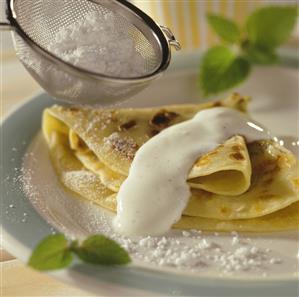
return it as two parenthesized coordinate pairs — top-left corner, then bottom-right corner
(48, 11), (146, 78)
(108, 230), (283, 275)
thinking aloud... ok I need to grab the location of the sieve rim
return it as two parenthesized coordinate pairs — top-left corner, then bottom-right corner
(6, 0), (173, 82)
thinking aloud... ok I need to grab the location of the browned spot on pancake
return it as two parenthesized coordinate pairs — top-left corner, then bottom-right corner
(91, 154), (98, 161)
(77, 137), (87, 149)
(232, 145), (243, 152)
(230, 152), (245, 161)
(110, 111), (118, 122)
(263, 178), (273, 186)
(68, 107), (80, 112)
(209, 151), (218, 156)
(212, 101), (222, 107)
(228, 93), (249, 112)
(118, 120), (136, 131)
(104, 133), (139, 160)
(150, 110), (179, 129)
(149, 129), (160, 137)
(195, 151), (218, 167)
(196, 156), (210, 166)
(220, 207), (231, 214)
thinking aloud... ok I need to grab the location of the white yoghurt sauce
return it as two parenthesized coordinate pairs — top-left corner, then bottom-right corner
(113, 107), (271, 236)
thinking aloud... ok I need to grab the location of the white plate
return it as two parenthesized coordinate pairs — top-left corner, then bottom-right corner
(1, 60), (299, 296)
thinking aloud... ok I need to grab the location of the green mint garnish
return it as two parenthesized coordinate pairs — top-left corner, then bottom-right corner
(207, 14), (240, 44)
(199, 45), (250, 96)
(246, 6), (298, 50)
(28, 234), (131, 271)
(72, 235), (131, 265)
(199, 5), (298, 96)
(242, 44), (278, 65)
(28, 234), (73, 271)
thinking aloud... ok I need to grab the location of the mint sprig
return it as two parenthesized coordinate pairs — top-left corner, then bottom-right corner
(200, 5), (298, 96)
(28, 234), (131, 271)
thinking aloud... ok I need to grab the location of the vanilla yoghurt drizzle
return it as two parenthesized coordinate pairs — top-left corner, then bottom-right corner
(113, 107), (271, 236)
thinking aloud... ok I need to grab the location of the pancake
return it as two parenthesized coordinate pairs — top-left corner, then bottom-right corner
(44, 93), (251, 195)
(42, 93), (299, 232)
(174, 201), (299, 232)
(185, 141), (299, 220)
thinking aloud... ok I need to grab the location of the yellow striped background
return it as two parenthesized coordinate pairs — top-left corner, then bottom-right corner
(133, 0), (295, 50)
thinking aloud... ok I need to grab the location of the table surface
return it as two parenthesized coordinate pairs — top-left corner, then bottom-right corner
(1, 49), (98, 297)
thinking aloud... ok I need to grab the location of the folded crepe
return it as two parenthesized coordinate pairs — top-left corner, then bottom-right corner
(42, 93), (299, 232)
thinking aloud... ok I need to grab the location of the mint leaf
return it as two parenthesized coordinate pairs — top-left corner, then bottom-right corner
(246, 6), (298, 50)
(28, 234), (131, 271)
(207, 14), (240, 43)
(73, 235), (131, 265)
(28, 234), (72, 271)
(199, 46), (250, 96)
(243, 44), (278, 65)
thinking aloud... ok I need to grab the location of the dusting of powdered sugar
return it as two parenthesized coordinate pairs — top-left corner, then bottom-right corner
(103, 132), (139, 160)
(48, 11), (146, 78)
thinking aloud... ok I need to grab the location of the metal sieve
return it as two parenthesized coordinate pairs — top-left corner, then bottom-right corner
(1, 0), (181, 105)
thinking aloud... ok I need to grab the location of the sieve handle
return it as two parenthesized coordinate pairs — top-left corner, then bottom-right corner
(160, 25), (181, 51)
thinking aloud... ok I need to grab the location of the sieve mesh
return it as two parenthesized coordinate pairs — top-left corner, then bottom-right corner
(13, 0), (162, 76)
(7, 0), (179, 104)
